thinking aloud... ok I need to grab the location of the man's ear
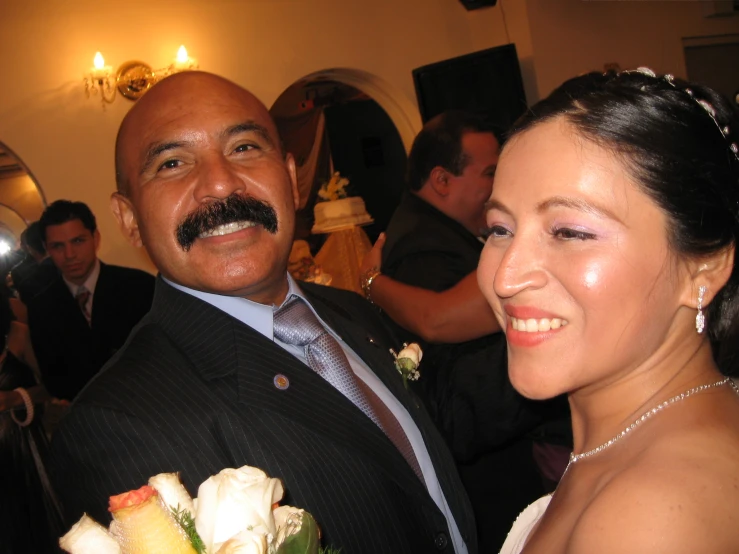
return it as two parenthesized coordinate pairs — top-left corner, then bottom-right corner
(93, 228), (101, 252)
(681, 245), (735, 308)
(428, 166), (450, 197)
(110, 192), (143, 248)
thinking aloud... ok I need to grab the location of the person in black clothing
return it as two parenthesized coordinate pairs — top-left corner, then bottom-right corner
(361, 111), (570, 552)
(0, 293), (65, 553)
(27, 200), (154, 401)
(50, 73), (477, 554)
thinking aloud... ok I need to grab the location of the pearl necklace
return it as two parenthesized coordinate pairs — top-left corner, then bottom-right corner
(568, 377), (736, 468)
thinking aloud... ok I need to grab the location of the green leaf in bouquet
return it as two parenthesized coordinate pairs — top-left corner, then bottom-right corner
(275, 510), (321, 554)
(171, 505), (207, 554)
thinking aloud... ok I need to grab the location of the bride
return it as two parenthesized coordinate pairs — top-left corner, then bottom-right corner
(479, 69), (739, 553)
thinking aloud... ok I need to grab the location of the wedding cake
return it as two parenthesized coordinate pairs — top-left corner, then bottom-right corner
(311, 172), (373, 233)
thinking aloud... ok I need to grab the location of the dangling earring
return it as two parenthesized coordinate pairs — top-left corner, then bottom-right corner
(696, 285), (707, 334)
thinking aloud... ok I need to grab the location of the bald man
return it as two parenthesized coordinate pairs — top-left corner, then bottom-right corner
(50, 72), (476, 554)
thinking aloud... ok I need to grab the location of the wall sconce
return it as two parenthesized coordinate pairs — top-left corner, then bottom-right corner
(84, 45), (198, 108)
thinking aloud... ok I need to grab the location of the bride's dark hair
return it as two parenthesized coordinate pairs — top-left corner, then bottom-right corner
(508, 70), (739, 347)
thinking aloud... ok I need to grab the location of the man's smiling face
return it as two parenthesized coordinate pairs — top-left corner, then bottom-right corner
(112, 72), (299, 305)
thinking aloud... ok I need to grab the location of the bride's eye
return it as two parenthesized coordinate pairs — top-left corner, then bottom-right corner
(481, 225), (512, 239)
(552, 226), (596, 241)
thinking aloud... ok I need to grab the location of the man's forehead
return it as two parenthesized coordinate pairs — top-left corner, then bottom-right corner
(119, 73), (276, 149)
(128, 100), (272, 143)
(46, 221), (91, 239)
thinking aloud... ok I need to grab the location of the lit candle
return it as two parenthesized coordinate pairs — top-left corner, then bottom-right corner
(91, 52), (112, 80)
(173, 45), (196, 71)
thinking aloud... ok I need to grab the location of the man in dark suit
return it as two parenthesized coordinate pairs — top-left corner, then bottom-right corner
(380, 111), (559, 552)
(51, 72), (476, 554)
(27, 200), (155, 401)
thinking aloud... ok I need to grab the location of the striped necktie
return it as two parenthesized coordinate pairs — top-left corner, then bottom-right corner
(273, 296), (423, 481)
(75, 286), (91, 324)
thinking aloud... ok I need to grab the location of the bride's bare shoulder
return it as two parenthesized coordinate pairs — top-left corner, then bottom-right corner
(567, 429), (739, 554)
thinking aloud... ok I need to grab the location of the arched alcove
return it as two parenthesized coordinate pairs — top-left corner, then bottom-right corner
(270, 69), (420, 245)
(0, 142), (47, 231)
(292, 68), (421, 152)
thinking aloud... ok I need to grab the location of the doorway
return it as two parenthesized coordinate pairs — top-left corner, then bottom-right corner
(271, 73), (414, 248)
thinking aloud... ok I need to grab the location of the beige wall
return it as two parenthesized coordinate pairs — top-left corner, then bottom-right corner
(2, 0), (738, 271)
(526, 0), (739, 99)
(0, 0), (516, 271)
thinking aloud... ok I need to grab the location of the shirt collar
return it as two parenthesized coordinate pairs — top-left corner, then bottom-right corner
(63, 258), (101, 297)
(163, 273), (308, 341)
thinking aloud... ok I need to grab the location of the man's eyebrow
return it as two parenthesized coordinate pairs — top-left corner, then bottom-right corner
(140, 141), (189, 176)
(138, 122), (276, 176)
(221, 121), (275, 148)
(47, 233), (87, 245)
(536, 196), (622, 223)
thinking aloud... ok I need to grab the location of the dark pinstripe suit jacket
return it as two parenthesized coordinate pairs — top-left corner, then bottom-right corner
(28, 262), (155, 401)
(51, 278), (477, 554)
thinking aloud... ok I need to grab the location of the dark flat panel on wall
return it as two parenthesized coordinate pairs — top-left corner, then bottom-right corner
(412, 43), (527, 134)
(459, 0), (497, 10)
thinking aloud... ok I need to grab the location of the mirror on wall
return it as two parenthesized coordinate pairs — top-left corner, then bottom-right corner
(0, 142), (46, 248)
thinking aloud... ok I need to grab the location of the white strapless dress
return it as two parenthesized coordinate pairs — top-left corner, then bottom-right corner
(499, 494), (552, 554)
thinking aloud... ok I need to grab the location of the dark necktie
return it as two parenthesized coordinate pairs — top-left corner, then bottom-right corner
(273, 296), (423, 481)
(75, 286), (91, 324)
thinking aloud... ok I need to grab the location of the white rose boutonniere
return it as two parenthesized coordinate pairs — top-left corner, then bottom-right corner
(391, 342), (423, 389)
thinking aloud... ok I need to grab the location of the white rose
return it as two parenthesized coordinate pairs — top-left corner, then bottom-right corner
(59, 514), (121, 554)
(214, 529), (268, 554)
(149, 472), (195, 515)
(194, 465), (284, 553)
(397, 343), (423, 366)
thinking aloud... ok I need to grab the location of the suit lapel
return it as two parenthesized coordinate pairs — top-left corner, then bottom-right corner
(306, 289), (476, 542)
(89, 262), (108, 329)
(52, 277), (91, 331)
(304, 292), (429, 491)
(306, 290), (424, 420)
(150, 280), (427, 498)
(231, 320), (428, 497)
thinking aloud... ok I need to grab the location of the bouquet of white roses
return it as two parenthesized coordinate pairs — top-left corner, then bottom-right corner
(59, 465), (327, 554)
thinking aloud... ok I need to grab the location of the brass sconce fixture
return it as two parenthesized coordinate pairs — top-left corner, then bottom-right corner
(84, 46), (198, 108)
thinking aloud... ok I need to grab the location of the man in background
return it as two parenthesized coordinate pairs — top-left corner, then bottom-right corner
(27, 200), (154, 401)
(381, 111), (563, 552)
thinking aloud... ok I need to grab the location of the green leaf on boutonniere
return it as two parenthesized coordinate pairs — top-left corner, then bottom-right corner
(275, 510), (321, 554)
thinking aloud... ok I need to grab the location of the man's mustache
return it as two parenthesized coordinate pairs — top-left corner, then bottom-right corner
(176, 194), (279, 251)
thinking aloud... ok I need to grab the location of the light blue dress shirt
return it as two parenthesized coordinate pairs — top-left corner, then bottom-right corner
(165, 275), (468, 554)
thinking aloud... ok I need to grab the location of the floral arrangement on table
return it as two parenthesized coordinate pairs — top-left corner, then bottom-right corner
(390, 343), (423, 389)
(59, 465), (336, 554)
(316, 172), (350, 202)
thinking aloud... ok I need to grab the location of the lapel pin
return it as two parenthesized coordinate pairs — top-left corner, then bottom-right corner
(273, 374), (290, 390)
(366, 335), (381, 348)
